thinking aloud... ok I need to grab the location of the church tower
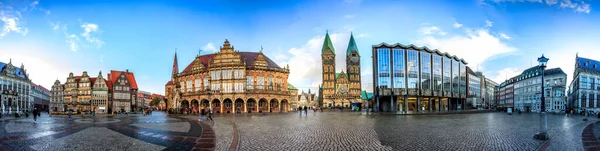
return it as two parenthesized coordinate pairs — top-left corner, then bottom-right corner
(346, 33), (362, 97)
(172, 51), (179, 80)
(321, 31), (336, 97)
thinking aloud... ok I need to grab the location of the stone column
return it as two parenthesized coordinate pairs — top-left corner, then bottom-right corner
(267, 100), (271, 112)
(278, 100), (281, 112)
(244, 101), (247, 113)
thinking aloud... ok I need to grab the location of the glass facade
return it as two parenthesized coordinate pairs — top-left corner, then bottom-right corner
(443, 57), (451, 95)
(407, 50), (419, 89)
(452, 60), (459, 95)
(373, 44), (468, 112)
(433, 55), (442, 93)
(392, 49), (405, 89)
(420, 52), (431, 91)
(377, 48), (391, 88)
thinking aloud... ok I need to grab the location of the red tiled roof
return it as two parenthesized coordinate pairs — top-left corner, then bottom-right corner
(165, 80), (173, 86)
(106, 73), (113, 91)
(110, 70), (138, 90)
(90, 78), (97, 86)
(180, 52), (282, 74)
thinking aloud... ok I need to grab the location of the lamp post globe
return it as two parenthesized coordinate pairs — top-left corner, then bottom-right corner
(534, 54), (549, 140)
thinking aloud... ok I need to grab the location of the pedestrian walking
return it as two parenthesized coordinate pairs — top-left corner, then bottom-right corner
(298, 106), (302, 117)
(303, 106), (308, 116)
(68, 109), (72, 120)
(33, 108), (37, 122)
(200, 108), (206, 121)
(208, 108), (214, 121)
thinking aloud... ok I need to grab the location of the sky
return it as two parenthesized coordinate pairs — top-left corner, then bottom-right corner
(0, 0), (598, 95)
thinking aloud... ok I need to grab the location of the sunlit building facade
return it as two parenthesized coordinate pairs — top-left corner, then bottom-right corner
(568, 55), (600, 113)
(0, 60), (32, 114)
(166, 40), (292, 113)
(372, 43), (468, 112)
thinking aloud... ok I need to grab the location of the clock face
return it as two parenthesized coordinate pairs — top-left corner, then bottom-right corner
(351, 57), (359, 63)
(338, 85), (348, 94)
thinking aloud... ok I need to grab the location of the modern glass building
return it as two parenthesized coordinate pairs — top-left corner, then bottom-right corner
(372, 43), (467, 112)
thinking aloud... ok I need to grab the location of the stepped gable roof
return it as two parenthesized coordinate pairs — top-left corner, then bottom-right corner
(372, 43), (468, 64)
(109, 70), (138, 90)
(577, 56), (600, 73)
(180, 52), (282, 74)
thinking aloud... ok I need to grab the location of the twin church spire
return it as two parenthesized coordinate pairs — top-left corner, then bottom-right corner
(321, 31), (360, 56)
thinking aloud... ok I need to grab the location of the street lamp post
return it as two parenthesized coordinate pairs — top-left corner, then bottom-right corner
(534, 54), (549, 140)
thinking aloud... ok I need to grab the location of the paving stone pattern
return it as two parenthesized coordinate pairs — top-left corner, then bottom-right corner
(213, 112), (594, 151)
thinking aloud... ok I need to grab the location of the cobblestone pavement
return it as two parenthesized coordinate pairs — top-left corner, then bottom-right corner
(0, 111), (210, 151)
(1, 111), (594, 151)
(209, 111), (595, 151)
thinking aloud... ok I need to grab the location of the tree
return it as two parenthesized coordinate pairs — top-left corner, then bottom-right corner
(150, 97), (162, 106)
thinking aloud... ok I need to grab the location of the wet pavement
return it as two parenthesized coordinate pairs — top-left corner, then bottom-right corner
(208, 111), (595, 151)
(0, 112), (207, 151)
(0, 111), (596, 151)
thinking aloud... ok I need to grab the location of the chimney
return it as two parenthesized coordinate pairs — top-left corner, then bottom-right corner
(126, 69), (129, 73)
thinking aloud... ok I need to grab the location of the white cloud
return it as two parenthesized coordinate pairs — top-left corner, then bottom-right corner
(412, 21), (517, 74)
(489, 0), (590, 13)
(0, 5), (28, 37)
(59, 22), (104, 51)
(65, 33), (79, 51)
(489, 68), (521, 83)
(485, 20), (493, 27)
(283, 30), (366, 93)
(344, 14), (355, 19)
(201, 42), (217, 52)
(419, 26), (446, 35)
(453, 22), (463, 28)
(559, 0), (590, 13)
(500, 33), (511, 39)
(80, 23), (104, 48)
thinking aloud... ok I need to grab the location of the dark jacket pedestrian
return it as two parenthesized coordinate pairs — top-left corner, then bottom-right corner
(303, 106), (308, 115)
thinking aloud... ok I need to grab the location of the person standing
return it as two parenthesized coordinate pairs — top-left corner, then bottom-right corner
(200, 107), (206, 121)
(298, 106), (303, 117)
(68, 109), (72, 120)
(33, 108), (37, 122)
(208, 108), (214, 121)
(303, 106), (308, 116)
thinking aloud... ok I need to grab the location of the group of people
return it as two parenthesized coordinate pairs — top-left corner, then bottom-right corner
(298, 106), (322, 117)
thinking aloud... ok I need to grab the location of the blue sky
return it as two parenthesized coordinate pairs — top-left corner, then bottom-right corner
(0, 0), (598, 94)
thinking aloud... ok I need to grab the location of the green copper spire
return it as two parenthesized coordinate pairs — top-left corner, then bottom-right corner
(346, 32), (358, 56)
(321, 31), (335, 54)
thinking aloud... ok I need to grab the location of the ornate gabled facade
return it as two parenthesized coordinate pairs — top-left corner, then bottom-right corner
(165, 40), (292, 114)
(92, 71), (109, 113)
(297, 89), (316, 108)
(108, 70), (138, 113)
(50, 80), (64, 112)
(51, 70), (137, 114)
(0, 59), (32, 114)
(320, 32), (363, 108)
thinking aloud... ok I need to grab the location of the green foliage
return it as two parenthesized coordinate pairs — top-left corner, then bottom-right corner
(150, 97), (162, 106)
